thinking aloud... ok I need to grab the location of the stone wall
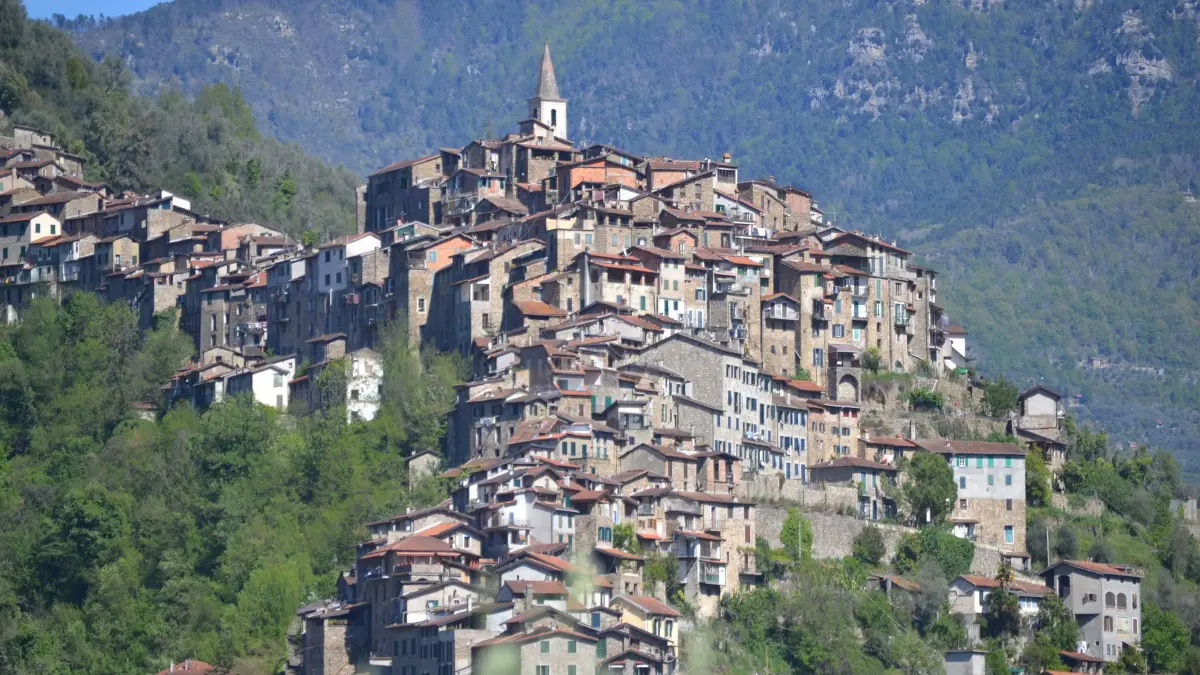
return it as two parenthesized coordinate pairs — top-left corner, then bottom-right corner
(756, 506), (1008, 576)
(1051, 493), (1104, 517)
(737, 476), (859, 513)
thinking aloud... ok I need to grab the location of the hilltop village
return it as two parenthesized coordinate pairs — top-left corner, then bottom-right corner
(1, 46), (1143, 675)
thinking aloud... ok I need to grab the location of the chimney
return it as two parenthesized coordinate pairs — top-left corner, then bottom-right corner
(863, 431), (870, 442)
(907, 419), (917, 441)
(723, 153), (732, 163)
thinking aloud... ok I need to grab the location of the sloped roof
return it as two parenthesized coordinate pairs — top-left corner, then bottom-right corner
(615, 594), (682, 617)
(534, 42), (563, 100)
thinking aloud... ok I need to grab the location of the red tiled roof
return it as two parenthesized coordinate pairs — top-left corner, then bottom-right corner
(370, 154), (439, 177)
(514, 300), (567, 318)
(503, 579), (568, 596)
(916, 439), (1025, 457)
(1049, 560), (1142, 579)
(956, 575), (1051, 596)
(864, 436), (918, 448)
(616, 594), (682, 617)
(810, 457), (898, 472)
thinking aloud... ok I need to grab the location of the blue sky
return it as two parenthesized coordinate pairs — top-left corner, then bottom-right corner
(23, 0), (163, 19)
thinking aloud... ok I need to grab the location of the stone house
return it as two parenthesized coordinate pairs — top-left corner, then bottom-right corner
(808, 456), (897, 520)
(759, 293), (800, 377)
(628, 245), (688, 322)
(365, 154), (445, 232)
(948, 574), (1051, 622)
(644, 158), (701, 191)
(1040, 560), (1142, 663)
(916, 439), (1027, 558)
(10, 190), (102, 221)
(471, 626), (599, 675)
(736, 180), (789, 232)
(596, 622), (675, 675)
(608, 595), (681, 649)
(389, 233), (475, 346)
(225, 355), (297, 409)
(808, 400), (862, 464)
(579, 252), (658, 314)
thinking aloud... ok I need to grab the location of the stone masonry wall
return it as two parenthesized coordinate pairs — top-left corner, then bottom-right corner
(737, 477), (859, 513)
(756, 506), (1006, 576)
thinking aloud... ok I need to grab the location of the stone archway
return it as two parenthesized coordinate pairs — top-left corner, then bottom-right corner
(837, 374), (860, 402)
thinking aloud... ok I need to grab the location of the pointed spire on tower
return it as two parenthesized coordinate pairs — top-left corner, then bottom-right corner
(534, 41), (563, 101)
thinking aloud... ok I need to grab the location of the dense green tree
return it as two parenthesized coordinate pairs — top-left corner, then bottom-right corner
(1142, 602), (1191, 673)
(980, 377), (1020, 418)
(852, 525), (886, 566)
(780, 508), (813, 561)
(1025, 450), (1052, 508)
(901, 453), (956, 524)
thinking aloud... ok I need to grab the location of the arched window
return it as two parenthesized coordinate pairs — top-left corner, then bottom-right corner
(1117, 593), (1127, 610)
(1105, 592), (1116, 609)
(1104, 616), (1114, 632)
(1132, 593), (1138, 609)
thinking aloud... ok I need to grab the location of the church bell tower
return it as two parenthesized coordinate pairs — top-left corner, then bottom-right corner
(528, 42), (567, 140)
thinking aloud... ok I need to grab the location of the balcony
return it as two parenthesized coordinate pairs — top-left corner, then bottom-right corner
(393, 562), (446, 578)
(894, 314), (910, 327)
(763, 305), (797, 321)
(812, 304), (831, 321)
(851, 287), (869, 301)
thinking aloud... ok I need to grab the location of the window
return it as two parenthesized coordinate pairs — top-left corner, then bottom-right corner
(324, 274), (330, 285)
(418, 297), (426, 312)
(1106, 592), (1116, 609)
(653, 618), (662, 635)
(666, 620), (674, 637)
(1005, 474), (1012, 486)
(977, 456), (984, 468)
(1004, 526), (1014, 543)
(812, 348), (823, 367)
(956, 456), (967, 468)
(34, 223), (40, 233)
(987, 475), (994, 486)
(540, 640), (550, 654)
(1104, 616), (1114, 632)
(1005, 498), (1013, 511)
(832, 324), (844, 338)
(568, 667), (576, 675)
(1117, 593), (1127, 610)
(959, 477), (966, 489)
(537, 667), (550, 675)
(568, 639), (577, 654)
(1132, 593), (1138, 609)
(50, 223), (56, 234)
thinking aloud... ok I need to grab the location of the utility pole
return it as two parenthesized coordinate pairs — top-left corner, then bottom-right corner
(1046, 521), (1052, 566)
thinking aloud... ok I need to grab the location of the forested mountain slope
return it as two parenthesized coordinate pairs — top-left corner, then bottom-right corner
(70, 0), (1200, 466)
(2, 0), (359, 237)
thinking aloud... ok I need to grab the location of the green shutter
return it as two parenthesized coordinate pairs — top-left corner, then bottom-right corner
(976, 457), (983, 468)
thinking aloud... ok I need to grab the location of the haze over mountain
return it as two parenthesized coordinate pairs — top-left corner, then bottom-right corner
(71, 0), (1200, 468)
